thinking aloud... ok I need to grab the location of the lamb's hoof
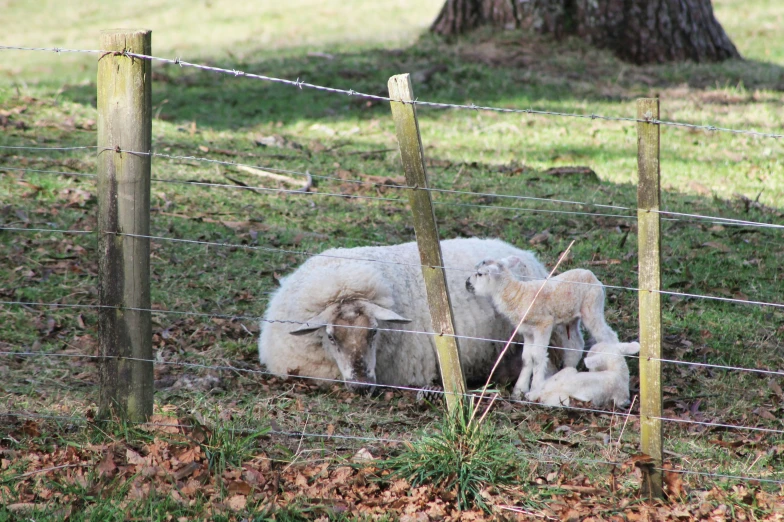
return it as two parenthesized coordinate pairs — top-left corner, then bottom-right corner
(524, 391), (538, 402)
(511, 390), (524, 401)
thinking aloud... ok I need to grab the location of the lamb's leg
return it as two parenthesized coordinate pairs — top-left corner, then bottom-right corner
(582, 288), (619, 344)
(526, 324), (554, 397)
(511, 334), (535, 400)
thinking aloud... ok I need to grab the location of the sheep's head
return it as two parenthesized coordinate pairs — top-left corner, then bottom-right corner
(289, 300), (411, 393)
(465, 258), (508, 296)
(584, 341), (640, 372)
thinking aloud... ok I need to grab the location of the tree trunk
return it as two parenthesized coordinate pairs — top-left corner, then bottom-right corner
(430, 0), (741, 64)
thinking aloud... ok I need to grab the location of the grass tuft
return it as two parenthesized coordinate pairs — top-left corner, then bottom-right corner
(380, 399), (523, 512)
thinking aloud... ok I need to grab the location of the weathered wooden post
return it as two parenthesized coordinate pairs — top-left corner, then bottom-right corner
(388, 74), (467, 413)
(637, 98), (663, 498)
(97, 29), (153, 422)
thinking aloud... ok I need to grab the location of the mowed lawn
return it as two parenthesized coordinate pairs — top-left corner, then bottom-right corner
(1, 0), (783, 520)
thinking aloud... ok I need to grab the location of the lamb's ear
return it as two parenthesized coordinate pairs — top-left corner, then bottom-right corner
(620, 342), (641, 355)
(289, 308), (332, 336)
(364, 302), (412, 324)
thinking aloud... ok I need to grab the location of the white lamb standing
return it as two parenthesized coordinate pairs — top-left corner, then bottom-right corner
(465, 257), (619, 399)
(526, 341), (640, 409)
(258, 238), (582, 392)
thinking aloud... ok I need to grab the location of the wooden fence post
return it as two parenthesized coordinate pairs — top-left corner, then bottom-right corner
(637, 98), (663, 499)
(388, 74), (467, 413)
(97, 29), (153, 422)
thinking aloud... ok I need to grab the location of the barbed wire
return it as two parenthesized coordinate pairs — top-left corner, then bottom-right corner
(0, 166), (96, 178)
(6, 346), (784, 435)
(137, 148), (784, 230)
(0, 226), (93, 234)
(0, 144), (97, 151)
(3, 410), (780, 486)
(107, 230), (784, 309)
(4, 150), (781, 231)
(1, 45), (783, 139)
(1, 294), (781, 380)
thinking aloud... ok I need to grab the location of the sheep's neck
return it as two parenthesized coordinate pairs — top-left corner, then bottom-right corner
(492, 277), (537, 321)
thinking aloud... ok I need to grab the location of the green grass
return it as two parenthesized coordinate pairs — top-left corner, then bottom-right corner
(380, 400), (524, 512)
(2, 0), (784, 518)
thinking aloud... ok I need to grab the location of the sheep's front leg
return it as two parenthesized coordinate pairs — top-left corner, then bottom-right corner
(511, 334), (535, 400)
(527, 324), (554, 396)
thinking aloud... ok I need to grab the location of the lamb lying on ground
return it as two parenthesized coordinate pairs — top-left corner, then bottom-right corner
(258, 238), (581, 393)
(465, 257), (618, 399)
(526, 341), (640, 408)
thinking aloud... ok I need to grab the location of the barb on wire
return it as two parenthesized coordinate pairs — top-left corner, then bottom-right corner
(2, 45), (782, 139)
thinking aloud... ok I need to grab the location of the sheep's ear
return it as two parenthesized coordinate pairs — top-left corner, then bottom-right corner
(290, 309), (332, 336)
(502, 256), (522, 269)
(364, 302), (412, 324)
(620, 342), (641, 355)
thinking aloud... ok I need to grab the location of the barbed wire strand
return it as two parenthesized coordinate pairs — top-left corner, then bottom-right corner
(1, 45), (782, 139)
(0, 166), (97, 178)
(2, 288), (783, 379)
(6, 348), (784, 434)
(4, 153), (781, 231)
(0, 144), (97, 151)
(1, 302), (781, 380)
(109, 230), (784, 309)
(0, 226), (93, 234)
(142, 149), (784, 230)
(1, 408), (783, 486)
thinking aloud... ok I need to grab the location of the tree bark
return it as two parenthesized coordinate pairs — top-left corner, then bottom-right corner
(430, 0), (741, 64)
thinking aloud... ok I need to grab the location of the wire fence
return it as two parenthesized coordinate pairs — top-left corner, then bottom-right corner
(2, 44), (783, 140)
(1, 42), (783, 496)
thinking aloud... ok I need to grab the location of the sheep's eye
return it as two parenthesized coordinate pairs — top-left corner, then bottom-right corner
(369, 328), (378, 338)
(327, 333), (336, 343)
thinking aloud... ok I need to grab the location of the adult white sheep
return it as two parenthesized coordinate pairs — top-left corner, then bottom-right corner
(258, 238), (580, 393)
(465, 257), (619, 399)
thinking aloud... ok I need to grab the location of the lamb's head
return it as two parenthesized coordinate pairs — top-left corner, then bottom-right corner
(465, 258), (510, 297)
(289, 300), (411, 393)
(584, 341), (640, 373)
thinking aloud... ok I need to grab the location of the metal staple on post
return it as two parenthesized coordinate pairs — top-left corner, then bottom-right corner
(387, 73), (467, 413)
(96, 29), (154, 422)
(636, 98), (664, 499)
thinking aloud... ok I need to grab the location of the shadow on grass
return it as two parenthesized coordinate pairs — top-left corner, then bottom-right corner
(58, 30), (784, 131)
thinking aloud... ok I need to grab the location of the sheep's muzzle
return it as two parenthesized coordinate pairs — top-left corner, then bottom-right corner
(465, 278), (475, 294)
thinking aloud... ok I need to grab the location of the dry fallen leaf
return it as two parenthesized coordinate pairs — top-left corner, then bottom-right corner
(352, 448), (375, 462)
(226, 494), (247, 511)
(663, 463), (685, 499)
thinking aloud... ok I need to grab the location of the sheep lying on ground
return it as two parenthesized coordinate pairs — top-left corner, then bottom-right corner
(465, 257), (618, 399)
(258, 238), (581, 393)
(526, 341), (640, 408)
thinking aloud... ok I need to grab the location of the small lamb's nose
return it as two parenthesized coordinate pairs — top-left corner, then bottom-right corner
(465, 278), (474, 293)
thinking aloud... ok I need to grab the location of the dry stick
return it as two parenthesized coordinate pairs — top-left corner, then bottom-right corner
(469, 240), (576, 428)
(612, 395), (638, 462)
